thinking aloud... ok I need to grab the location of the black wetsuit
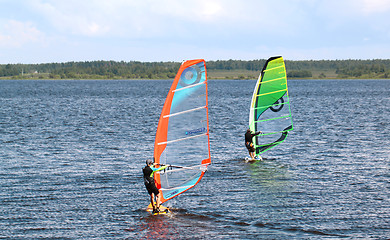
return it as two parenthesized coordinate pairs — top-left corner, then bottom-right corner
(245, 131), (260, 152)
(143, 165), (159, 196)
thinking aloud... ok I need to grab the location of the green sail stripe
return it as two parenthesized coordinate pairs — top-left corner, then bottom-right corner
(263, 65), (284, 72)
(260, 76), (286, 84)
(254, 114), (292, 123)
(251, 101), (289, 111)
(256, 89), (287, 97)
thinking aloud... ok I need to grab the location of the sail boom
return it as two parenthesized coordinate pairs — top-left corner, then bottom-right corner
(158, 163), (209, 174)
(257, 129), (292, 136)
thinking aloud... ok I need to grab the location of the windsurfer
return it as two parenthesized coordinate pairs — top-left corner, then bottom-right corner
(143, 159), (169, 213)
(245, 129), (262, 161)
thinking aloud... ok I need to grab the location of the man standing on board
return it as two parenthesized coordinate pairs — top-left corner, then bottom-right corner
(245, 129), (262, 161)
(143, 159), (169, 213)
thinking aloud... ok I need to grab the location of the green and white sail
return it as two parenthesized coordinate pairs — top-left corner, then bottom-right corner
(249, 56), (293, 156)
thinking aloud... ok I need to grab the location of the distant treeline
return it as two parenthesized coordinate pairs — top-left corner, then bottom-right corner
(1, 59), (390, 79)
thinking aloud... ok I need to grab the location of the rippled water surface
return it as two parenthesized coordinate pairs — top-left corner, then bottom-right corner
(1, 79), (389, 239)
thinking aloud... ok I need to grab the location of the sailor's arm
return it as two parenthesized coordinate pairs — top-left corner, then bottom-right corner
(254, 131), (262, 136)
(150, 164), (170, 173)
(154, 164), (169, 172)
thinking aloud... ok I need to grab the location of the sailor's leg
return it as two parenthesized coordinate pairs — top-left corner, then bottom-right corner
(150, 193), (156, 211)
(155, 193), (161, 211)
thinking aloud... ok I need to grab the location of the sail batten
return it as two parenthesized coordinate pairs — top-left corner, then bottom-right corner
(157, 132), (208, 145)
(261, 77), (286, 84)
(163, 106), (206, 118)
(154, 59), (210, 203)
(263, 65), (284, 72)
(251, 102), (289, 111)
(160, 185), (192, 191)
(255, 114), (292, 123)
(256, 89), (287, 97)
(249, 56), (293, 156)
(172, 81), (206, 92)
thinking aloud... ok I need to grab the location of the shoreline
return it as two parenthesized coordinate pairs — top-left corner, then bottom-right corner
(1, 77), (389, 81)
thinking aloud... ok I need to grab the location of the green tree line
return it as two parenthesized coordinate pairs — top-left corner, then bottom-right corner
(1, 59), (389, 79)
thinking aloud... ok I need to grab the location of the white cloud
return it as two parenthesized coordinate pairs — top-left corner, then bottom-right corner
(201, 1), (223, 18)
(1, 0), (389, 63)
(275, 43), (390, 60)
(315, 0), (390, 17)
(360, 0), (390, 15)
(26, 0), (305, 38)
(0, 20), (45, 47)
(30, 0), (111, 37)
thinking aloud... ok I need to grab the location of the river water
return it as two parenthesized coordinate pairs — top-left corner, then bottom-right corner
(0, 79), (389, 239)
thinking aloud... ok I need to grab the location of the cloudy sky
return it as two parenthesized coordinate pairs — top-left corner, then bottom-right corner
(1, 0), (390, 63)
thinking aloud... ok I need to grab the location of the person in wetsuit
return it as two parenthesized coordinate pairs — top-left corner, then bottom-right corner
(245, 129), (262, 161)
(143, 159), (169, 213)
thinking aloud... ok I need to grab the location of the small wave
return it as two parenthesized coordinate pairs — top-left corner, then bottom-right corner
(253, 221), (347, 238)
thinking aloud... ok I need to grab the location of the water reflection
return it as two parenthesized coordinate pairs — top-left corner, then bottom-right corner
(126, 214), (179, 239)
(245, 158), (293, 190)
(244, 158), (295, 218)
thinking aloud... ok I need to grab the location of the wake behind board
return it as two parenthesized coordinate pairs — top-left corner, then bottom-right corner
(146, 203), (171, 215)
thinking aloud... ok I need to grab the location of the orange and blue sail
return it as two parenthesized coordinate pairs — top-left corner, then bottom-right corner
(154, 59), (211, 203)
